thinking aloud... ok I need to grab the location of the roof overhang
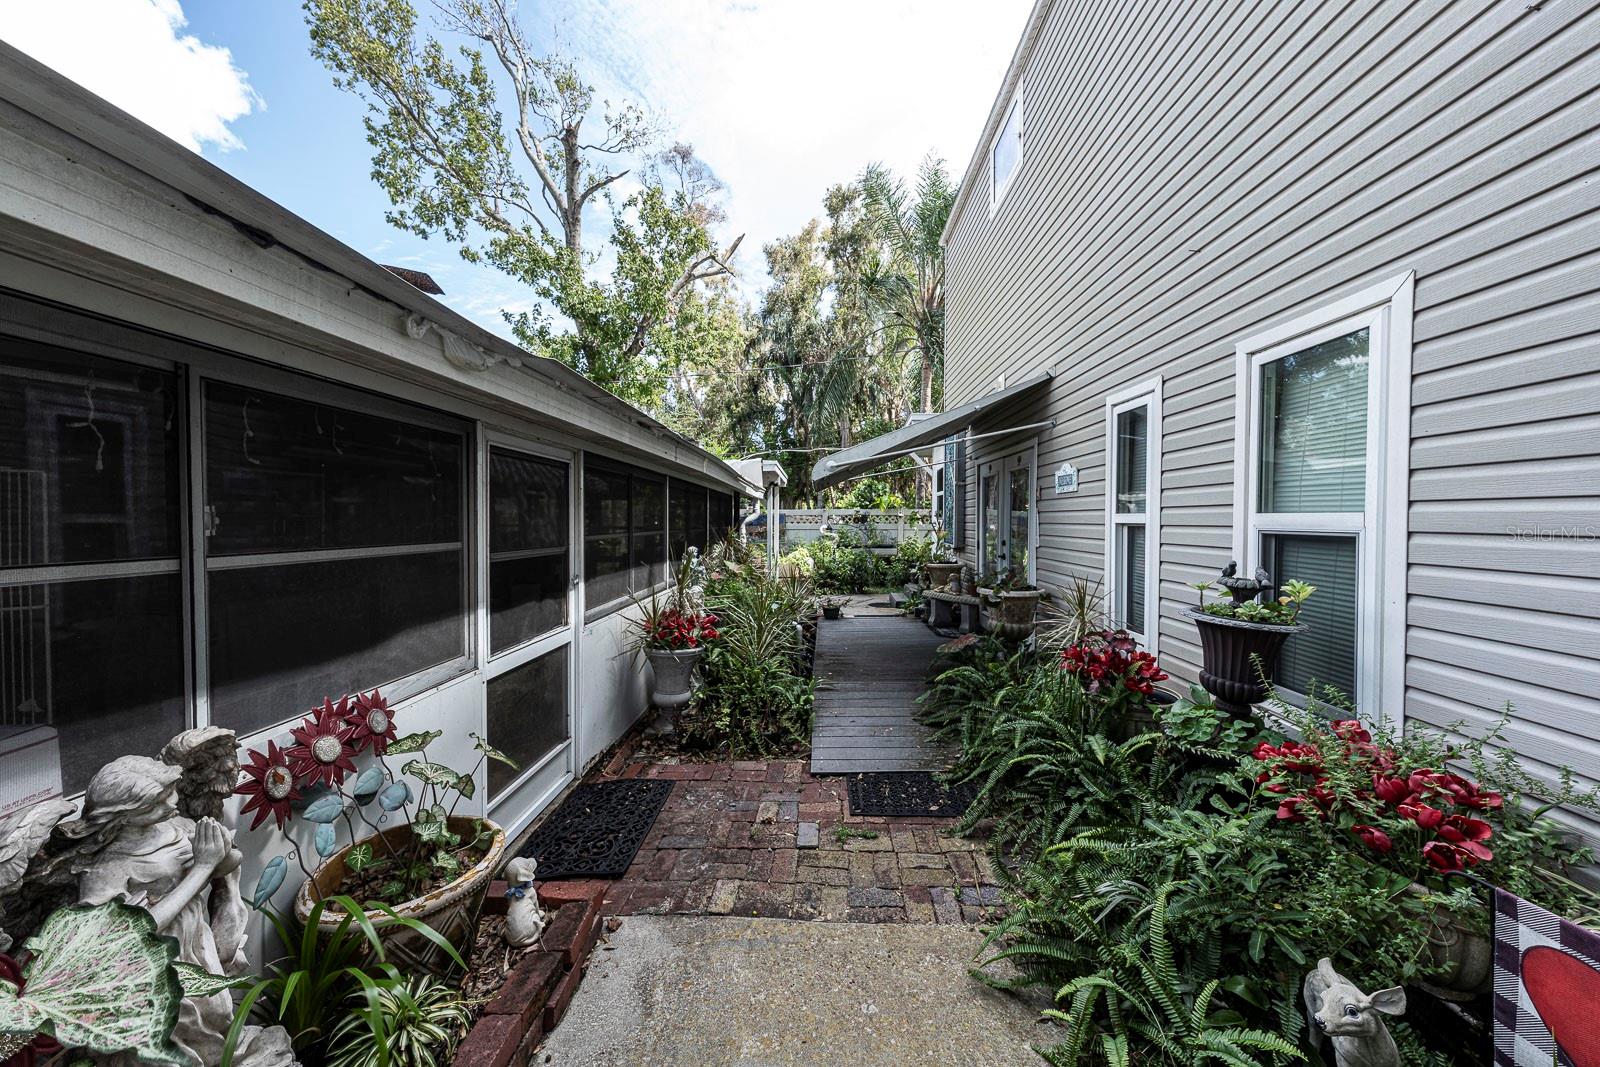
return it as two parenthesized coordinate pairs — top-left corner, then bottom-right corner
(732, 458), (787, 496)
(811, 372), (1052, 489)
(0, 41), (751, 496)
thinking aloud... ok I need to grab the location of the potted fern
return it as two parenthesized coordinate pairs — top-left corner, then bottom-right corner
(1184, 563), (1314, 715)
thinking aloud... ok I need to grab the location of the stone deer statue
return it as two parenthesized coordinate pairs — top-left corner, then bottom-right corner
(1302, 957), (1406, 1067)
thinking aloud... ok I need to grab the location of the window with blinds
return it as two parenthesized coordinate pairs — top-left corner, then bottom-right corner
(1252, 325), (1371, 704)
(1266, 534), (1358, 698)
(1259, 329), (1369, 513)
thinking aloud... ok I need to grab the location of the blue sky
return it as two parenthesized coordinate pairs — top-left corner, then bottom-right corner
(3, 0), (1033, 340)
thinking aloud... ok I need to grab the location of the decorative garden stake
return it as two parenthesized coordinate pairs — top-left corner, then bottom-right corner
(1302, 957), (1405, 1067)
(501, 856), (546, 949)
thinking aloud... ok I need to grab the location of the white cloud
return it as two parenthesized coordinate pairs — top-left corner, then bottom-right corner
(526, 0), (1034, 293)
(0, 0), (260, 152)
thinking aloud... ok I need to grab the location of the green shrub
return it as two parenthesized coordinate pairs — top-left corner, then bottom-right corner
(804, 538), (881, 594)
(880, 536), (932, 588)
(687, 569), (815, 757)
(931, 636), (1600, 1064)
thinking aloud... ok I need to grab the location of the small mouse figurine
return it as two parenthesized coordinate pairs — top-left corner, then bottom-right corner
(1302, 957), (1406, 1067)
(502, 856), (546, 948)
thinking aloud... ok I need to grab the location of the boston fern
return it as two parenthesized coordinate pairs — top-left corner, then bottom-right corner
(1029, 887), (1303, 1067)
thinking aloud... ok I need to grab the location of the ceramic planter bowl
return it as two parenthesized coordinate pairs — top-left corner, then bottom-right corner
(1185, 609), (1302, 715)
(295, 816), (506, 979)
(645, 646), (705, 734)
(1411, 885), (1493, 1001)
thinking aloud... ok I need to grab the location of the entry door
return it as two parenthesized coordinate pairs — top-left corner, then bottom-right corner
(480, 438), (578, 828)
(979, 451), (1035, 581)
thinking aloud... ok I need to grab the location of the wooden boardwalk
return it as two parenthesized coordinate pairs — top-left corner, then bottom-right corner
(809, 609), (950, 775)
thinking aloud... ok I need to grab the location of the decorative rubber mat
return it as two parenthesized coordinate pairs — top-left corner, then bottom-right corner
(519, 779), (673, 879)
(846, 772), (978, 818)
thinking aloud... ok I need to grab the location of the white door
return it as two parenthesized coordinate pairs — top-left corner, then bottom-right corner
(480, 437), (578, 832)
(979, 450), (1035, 581)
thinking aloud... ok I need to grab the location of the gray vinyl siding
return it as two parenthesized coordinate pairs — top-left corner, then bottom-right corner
(945, 0), (1600, 827)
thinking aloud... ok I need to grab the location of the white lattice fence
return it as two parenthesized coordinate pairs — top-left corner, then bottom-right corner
(774, 509), (936, 552)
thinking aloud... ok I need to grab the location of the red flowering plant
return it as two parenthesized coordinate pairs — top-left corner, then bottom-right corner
(233, 691), (519, 912)
(1249, 700), (1599, 917)
(629, 552), (720, 654)
(1060, 628), (1169, 718)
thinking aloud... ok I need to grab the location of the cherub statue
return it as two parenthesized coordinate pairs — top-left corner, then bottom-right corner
(1302, 957), (1405, 1067)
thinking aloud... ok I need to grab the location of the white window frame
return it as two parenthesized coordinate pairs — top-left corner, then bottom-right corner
(1103, 376), (1162, 653)
(1231, 272), (1414, 727)
(988, 88), (1023, 214)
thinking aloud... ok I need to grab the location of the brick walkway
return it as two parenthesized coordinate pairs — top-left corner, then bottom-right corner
(596, 758), (1004, 925)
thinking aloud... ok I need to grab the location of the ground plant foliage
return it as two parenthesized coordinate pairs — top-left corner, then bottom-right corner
(919, 632), (1600, 1065)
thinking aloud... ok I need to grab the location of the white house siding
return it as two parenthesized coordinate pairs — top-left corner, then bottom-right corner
(944, 1), (1600, 828)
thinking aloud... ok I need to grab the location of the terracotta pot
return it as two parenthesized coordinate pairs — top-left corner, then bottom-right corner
(646, 646), (705, 734)
(1185, 609), (1301, 715)
(295, 816), (506, 979)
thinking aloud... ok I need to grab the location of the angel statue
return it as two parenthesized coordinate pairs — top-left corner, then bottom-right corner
(0, 727), (296, 1066)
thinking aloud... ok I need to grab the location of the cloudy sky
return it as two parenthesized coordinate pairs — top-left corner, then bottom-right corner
(0, 0), (1031, 339)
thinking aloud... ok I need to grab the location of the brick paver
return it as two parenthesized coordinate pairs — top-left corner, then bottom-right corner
(597, 758), (1005, 924)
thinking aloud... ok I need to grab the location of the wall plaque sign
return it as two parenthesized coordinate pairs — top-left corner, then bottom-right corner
(1054, 462), (1079, 495)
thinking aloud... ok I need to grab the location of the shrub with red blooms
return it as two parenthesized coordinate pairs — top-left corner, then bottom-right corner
(1061, 629), (1169, 711)
(642, 607), (720, 651)
(1252, 717), (1506, 877)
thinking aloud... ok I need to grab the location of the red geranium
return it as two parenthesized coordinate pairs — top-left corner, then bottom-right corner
(287, 699), (358, 788)
(235, 739), (300, 831)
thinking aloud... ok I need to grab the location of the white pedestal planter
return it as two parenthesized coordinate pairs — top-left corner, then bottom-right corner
(645, 647), (705, 735)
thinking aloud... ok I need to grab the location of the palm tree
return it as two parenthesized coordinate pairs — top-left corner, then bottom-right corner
(859, 156), (955, 414)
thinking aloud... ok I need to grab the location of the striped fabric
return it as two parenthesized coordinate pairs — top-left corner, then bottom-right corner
(1494, 887), (1600, 1065)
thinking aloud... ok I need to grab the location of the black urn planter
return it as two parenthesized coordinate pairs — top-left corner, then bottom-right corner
(1186, 609), (1302, 715)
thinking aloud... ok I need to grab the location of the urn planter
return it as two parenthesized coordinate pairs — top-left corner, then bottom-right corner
(295, 816), (507, 979)
(645, 646), (705, 734)
(1185, 609), (1302, 715)
(923, 561), (963, 591)
(1413, 889), (1493, 1001)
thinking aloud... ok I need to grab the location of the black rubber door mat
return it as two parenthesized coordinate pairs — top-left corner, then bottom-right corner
(519, 778), (673, 879)
(846, 772), (978, 818)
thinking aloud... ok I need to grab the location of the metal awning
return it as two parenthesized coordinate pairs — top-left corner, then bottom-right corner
(810, 371), (1053, 489)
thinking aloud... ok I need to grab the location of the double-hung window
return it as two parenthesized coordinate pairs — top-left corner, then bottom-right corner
(1234, 274), (1413, 718)
(1105, 378), (1161, 649)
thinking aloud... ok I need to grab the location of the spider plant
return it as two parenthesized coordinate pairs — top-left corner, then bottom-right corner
(326, 975), (471, 1067)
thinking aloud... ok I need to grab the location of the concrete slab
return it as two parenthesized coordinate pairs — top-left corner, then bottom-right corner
(534, 915), (1051, 1066)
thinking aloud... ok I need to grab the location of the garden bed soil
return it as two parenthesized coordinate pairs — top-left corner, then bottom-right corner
(452, 880), (609, 1066)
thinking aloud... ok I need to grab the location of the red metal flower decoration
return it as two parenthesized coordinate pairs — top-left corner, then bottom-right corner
(287, 699), (358, 788)
(345, 689), (397, 756)
(235, 739), (300, 831)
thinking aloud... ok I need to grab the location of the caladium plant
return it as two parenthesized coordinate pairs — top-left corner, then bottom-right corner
(0, 901), (232, 1065)
(236, 691), (519, 911)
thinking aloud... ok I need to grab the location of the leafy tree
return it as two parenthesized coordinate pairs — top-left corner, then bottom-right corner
(304, 0), (741, 408)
